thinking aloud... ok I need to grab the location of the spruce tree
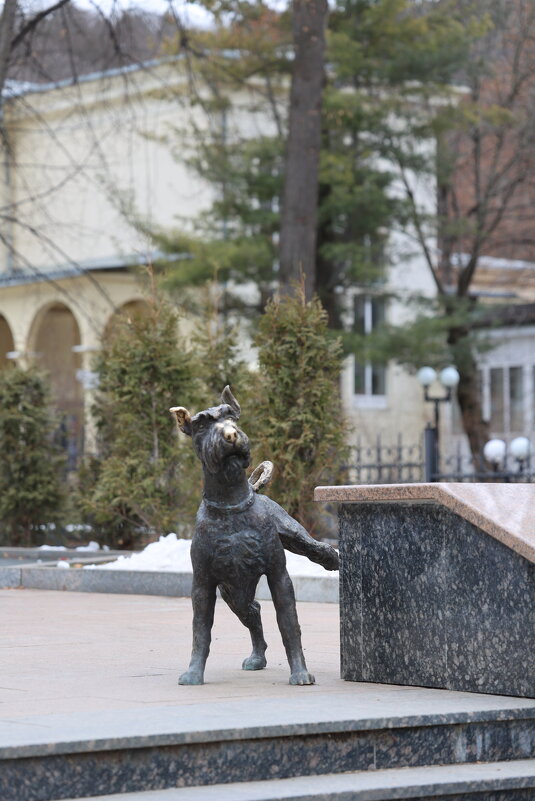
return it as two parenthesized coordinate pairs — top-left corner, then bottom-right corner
(81, 292), (200, 548)
(153, 0), (475, 326)
(191, 284), (251, 400)
(0, 367), (65, 546)
(253, 288), (346, 536)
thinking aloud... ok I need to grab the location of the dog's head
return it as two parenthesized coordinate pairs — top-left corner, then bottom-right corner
(170, 386), (250, 476)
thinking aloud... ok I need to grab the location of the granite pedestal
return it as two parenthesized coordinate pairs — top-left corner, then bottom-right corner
(315, 483), (535, 698)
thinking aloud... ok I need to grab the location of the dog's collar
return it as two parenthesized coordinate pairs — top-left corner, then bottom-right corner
(203, 488), (255, 514)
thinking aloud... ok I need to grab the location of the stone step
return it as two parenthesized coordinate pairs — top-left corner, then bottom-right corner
(2, 688), (535, 801)
(66, 759), (535, 801)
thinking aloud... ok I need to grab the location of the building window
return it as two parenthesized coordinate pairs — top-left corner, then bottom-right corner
(489, 367), (505, 432)
(482, 364), (529, 436)
(509, 366), (524, 432)
(353, 295), (386, 397)
(450, 331), (535, 442)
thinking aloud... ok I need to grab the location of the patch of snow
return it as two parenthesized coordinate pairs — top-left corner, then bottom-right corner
(75, 541), (101, 552)
(56, 560), (70, 569)
(84, 533), (338, 579)
(84, 533), (191, 572)
(65, 524), (93, 533)
(39, 540), (107, 552)
(38, 545), (66, 551)
(284, 549), (338, 578)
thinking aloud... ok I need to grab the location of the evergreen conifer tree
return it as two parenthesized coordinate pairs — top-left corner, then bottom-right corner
(152, 0), (475, 325)
(191, 284), (251, 400)
(253, 287), (346, 536)
(0, 367), (65, 546)
(81, 292), (200, 547)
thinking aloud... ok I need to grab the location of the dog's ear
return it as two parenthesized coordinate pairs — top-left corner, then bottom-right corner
(170, 406), (193, 436)
(221, 385), (241, 419)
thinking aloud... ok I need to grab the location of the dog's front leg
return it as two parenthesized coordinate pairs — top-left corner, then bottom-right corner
(268, 569), (315, 686)
(179, 578), (216, 685)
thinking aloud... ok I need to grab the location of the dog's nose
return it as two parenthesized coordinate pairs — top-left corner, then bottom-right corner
(223, 424), (238, 444)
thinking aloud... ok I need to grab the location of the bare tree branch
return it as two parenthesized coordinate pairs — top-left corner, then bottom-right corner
(0, 0), (17, 104)
(10, 0), (71, 52)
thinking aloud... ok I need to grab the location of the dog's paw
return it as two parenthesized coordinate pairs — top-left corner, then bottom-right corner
(289, 670), (315, 685)
(320, 545), (339, 571)
(178, 669), (204, 685)
(242, 654), (267, 671)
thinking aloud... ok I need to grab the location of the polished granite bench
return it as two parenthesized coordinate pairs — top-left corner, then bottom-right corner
(315, 483), (535, 698)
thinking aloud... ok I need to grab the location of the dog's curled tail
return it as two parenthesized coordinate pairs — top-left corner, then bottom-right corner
(248, 461), (273, 492)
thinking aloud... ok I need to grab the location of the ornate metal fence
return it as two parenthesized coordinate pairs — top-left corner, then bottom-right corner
(341, 435), (534, 484)
(341, 436), (425, 484)
(437, 442), (534, 483)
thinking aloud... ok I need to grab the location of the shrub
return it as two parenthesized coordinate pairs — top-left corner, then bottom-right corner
(0, 367), (65, 546)
(253, 287), (347, 536)
(80, 294), (200, 548)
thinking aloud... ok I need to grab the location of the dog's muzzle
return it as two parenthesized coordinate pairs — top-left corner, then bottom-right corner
(222, 423), (239, 444)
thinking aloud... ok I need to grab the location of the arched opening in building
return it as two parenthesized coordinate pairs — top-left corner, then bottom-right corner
(103, 299), (151, 341)
(29, 303), (83, 468)
(0, 315), (15, 369)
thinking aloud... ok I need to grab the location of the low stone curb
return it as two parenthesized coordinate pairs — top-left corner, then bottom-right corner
(0, 556), (338, 603)
(16, 566), (194, 597)
(256, 574), (338, 603)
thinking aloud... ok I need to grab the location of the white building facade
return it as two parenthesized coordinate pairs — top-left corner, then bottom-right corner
(1, 59), (532, 472)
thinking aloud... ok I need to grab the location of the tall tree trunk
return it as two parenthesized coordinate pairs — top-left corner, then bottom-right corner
(448, 324), (490, 469)
(456, 366), (490, 470)
(315, 178), (342, 328)
(279, 0), (328, 301)
(0, 0), (70, 115)
(0, 0), (17, 106)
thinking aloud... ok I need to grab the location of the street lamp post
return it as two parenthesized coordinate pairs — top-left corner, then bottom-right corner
(417, 366), (460, 482)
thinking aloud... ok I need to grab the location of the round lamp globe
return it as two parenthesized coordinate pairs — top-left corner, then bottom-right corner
(417, 366), (437, 388)
(483, 438), (506, 466)
(509, 436), (531, 461)
(440, 366), (460, 388)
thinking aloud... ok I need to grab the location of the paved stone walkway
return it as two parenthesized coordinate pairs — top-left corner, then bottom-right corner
(1, 588), (342, 718)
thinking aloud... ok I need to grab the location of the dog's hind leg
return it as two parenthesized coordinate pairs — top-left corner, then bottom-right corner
(220, 584), (268, 671)
(179, 578), (217, 685)
(267, 567), (315, 685)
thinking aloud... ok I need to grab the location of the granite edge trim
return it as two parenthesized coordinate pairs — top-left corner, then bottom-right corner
(0, 566), (21, 588)
(18, 567), (193, 597)
(0, 548), (130, 558)
(57, 761), (535, 801)
(3, 707), (535, 760)
(60, 761), (535, 800)
(314, 484), (535, 565)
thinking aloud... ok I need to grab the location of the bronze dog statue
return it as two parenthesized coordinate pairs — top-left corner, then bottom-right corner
(170, 386), (339, 685)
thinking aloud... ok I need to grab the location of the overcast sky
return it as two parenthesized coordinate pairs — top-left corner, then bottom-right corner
(73, 0), (214, 26)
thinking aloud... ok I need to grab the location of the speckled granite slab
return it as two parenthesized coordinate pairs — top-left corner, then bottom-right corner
(62, 759), (535, 801)
(315, 484), (535, 698)
(2, 689), (535, 801)
(314, 483), (535, 564)
(3, 686), (535, 759)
